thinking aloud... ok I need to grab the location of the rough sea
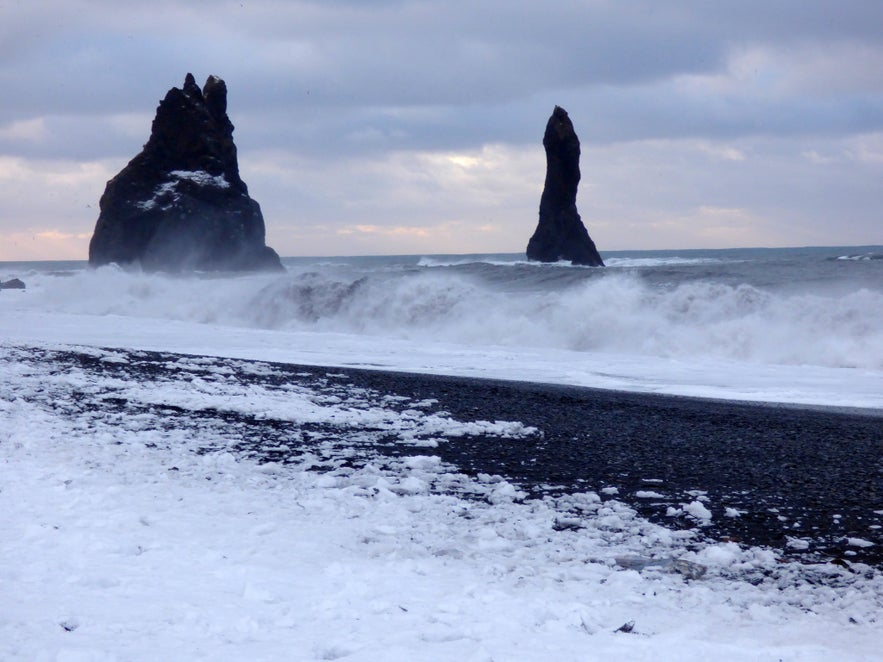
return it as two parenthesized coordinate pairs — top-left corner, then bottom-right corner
(285, 245), (883, 371)
(2, 245), (882, 397)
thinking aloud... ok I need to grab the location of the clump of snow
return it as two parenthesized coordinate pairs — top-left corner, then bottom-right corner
(695, 542), (743, 567)
(683, 500), (713, 521)
(787, 537), (811, 550)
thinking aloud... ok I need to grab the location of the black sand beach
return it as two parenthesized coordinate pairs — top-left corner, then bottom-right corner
(33, 346), (883, 568)
(346, 371), (883, 565)
(352, 369), (883, 567)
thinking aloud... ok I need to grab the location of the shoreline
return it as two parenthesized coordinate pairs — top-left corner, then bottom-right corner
(332, 359), (883, 419)
(297, 359), (883, 567)
(8, 342), (880, 568)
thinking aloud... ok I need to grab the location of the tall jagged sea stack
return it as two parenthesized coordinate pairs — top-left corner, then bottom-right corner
(526, 106), (603, 266)
(88, 74), (282, 272)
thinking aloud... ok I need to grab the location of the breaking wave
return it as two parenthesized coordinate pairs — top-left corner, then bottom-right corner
(14, 262), (883, 370)
(834, 252), (883, 261)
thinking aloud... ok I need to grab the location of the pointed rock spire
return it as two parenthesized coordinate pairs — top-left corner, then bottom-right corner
(526, 106), (604, 266)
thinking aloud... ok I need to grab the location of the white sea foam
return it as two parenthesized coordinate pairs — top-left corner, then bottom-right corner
(417, 255), (721, 269)
(7, 265), (883, 371)
(836, 252), (882, 261)
(604, 256), (723, 268)
(416, 256), (532, 268)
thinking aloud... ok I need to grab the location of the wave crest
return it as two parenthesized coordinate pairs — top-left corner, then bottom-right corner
(250, 271), (882, 369)
(14, 266), (883, 370)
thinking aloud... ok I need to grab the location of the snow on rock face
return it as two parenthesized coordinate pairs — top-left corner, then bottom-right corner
(134, 173), (228, 212)
(170, 169), (231, 188)
(88, 73), (282, 272)
(1, 343), (882, 661)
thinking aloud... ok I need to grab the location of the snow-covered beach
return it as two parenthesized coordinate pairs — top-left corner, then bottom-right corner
(2, 251), (882, 660)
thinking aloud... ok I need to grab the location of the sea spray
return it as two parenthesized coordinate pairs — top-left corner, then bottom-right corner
(5, 249), (882, 371)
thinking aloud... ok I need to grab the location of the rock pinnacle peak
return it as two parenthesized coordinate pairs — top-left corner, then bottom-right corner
(526, 105), (603, 267)
(88, 74), (282, 272)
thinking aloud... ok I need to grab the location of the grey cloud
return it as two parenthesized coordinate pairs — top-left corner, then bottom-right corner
(684, 0), (883, 44)
(3, 1), (882, 132)
(1, 0), (882, 256)
(0, 1), (726, 118)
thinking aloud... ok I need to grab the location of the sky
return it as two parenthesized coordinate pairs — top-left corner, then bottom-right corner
(1, 0), (882, 260)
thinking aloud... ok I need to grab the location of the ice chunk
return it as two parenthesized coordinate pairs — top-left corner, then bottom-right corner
(683, 500), (712, 521)
(614, 556), (707, 579)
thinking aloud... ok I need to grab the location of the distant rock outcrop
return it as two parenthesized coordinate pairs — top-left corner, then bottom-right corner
(88, 74), (283, 272)
(526, 106), (603, 267)
(0, 278), (25, 290)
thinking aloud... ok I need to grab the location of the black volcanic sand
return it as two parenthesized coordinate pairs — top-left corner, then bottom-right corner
(45, 347), (883, 568)
(356, 370), (883, 566)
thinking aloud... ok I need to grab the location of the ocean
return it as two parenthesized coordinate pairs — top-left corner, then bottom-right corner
(2, 245), (882, 408)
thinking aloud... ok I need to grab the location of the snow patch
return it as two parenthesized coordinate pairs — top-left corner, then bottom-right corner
(133, 170), (230, 211)
(169, 169), (231, 188)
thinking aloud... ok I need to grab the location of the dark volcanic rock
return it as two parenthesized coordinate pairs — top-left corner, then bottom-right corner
(526, 106), (603, 266)
(88, 74), (283, 272)
(0, 278), (25, 290)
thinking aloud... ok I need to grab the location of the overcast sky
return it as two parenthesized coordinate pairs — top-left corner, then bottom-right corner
(1, 0), (882, 260)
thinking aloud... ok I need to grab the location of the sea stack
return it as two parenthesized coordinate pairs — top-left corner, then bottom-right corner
(526, 106), (603, 266)
(88, 74), (283, 272)
(0, 278), (26, 290)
